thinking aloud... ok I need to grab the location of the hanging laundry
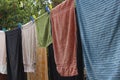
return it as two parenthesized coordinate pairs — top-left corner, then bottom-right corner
(0, 73), (7, 80)
(22, 21), (37, 72)
(0, 39), (7, 80)
(48, 44), (78, 80)
(27, 47), (49, 80)
(48, 9), (84, 80)
(5, 28), (26, 80)
(0, 31), (7, 74)
(48, 43), (84, 80)
(50, 0), (78, 76)
(75, 8), (84, 80)
(35, 12), (52, 47)
(76, 0), (120, 80)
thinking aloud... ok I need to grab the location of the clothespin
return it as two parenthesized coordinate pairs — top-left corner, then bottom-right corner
(18, 23), (22, 29)
(30, 16), (34, 23)
(49, 4), (52, 10)
(45, 6), (50, 13)
(2, 27), (6, 31)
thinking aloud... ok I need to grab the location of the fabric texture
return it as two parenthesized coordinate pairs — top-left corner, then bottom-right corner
(48, 8), (84, 80)
(76, 0), (120, 80)
(6, 28), (26, 80)
(48, 44), (78, 80)
(48, 43), (84, 80)
(0, 73), (7, 80)
(35, 12), (52, 47)
(0, 31), (7, 74)
(27, 47), (49, 80)
(75, 8), (84, 80)
(50, 0), (78, 76)
(22, 21), (37, 72)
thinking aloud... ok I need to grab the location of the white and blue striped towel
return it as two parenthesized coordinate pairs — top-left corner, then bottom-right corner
(76, 0), (120, 80)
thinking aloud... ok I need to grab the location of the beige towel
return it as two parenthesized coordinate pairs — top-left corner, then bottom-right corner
(0, 31), (7, 74)
(22, 21), (37, 72)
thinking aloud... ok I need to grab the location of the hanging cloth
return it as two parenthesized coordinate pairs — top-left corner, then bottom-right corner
(0, 31), (7, 74)
(22, 21), (37, 72)
(48, 8), (84, 80)
(76, 0), (120, 80)
(5, 28), (26, 80)
(50, 0), (78, 76)
(27, 47), (49, 80)
(48, 44), (79, 80)
(48, 43), (84, 80)
(35, 12), (52, 47)
(0, 73), (7, 80)
(0, 31), (7, 80)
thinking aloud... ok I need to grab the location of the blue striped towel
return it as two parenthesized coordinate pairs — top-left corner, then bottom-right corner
(76, 0), (120, 80)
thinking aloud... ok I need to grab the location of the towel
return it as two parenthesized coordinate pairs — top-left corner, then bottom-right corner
(0, 73), (7, 80)
(27, 47), (49, 80)
(48, 9), (84, 79)
(22, 21), (37, 72)
(0, 31), (7, 74)
(76, 0), (120, 80)
(50, 0), (78, 76)
(6, 28), (25, 80)
(35, 12), (52, 47)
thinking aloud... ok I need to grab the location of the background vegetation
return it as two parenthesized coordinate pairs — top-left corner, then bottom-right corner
(0, 0), (64, 29)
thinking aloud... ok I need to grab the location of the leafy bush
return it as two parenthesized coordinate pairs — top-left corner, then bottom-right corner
(0, 0), (64, 29)
(0, 0), (46, 29)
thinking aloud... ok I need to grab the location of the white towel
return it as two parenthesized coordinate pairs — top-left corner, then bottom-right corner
(0, 31), (7, 74)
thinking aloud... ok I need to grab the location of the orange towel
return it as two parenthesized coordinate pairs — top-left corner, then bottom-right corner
(27, 48), (48, 80)
(50, 0), (78, 76)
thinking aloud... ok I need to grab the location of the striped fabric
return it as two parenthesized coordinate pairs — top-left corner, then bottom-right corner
(76, 0), (120, 80)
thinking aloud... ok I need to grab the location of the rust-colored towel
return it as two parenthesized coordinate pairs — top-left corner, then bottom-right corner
(50, 0), (78, 77)
(27, 47), (48, 80)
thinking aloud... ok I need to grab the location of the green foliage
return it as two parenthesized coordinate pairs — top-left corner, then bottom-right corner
(52, 0), (64, 3)
(52, 0), (64, 7)
(0, 0), (46, 29)
(0, 0), (64, 29)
